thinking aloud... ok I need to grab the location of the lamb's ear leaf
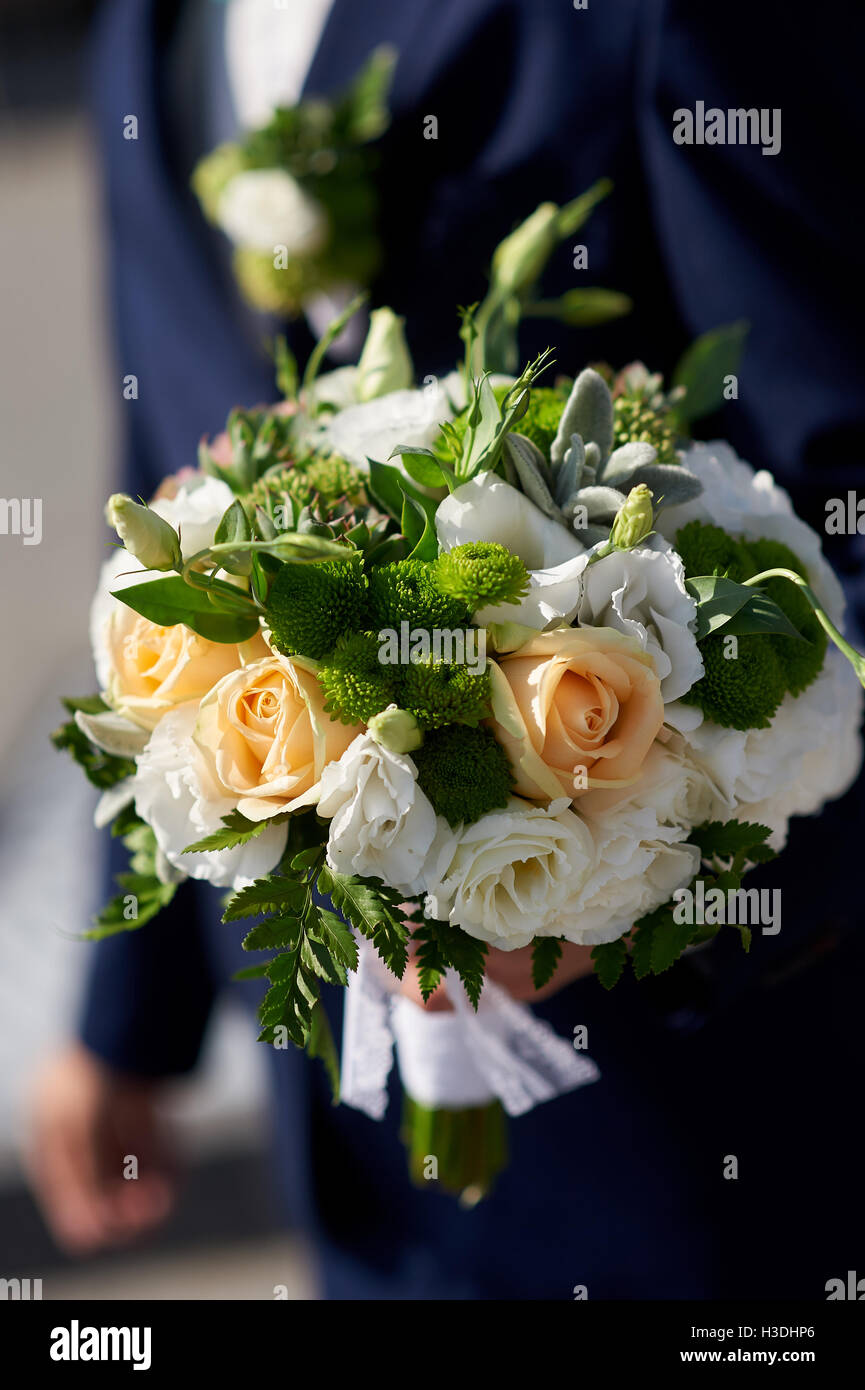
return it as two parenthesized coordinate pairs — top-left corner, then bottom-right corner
(503, 433), (560, 518)
(573, 484), (627, 521)
(551, 368), (614, 468)
(671, 320), (749, 424)
(600, 440), (657, 485)
(554, 434), (583, 506)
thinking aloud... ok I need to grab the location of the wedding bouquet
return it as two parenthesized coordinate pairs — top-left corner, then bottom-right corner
(192, 47), (395, 321)
(55, 270), (864, 1199)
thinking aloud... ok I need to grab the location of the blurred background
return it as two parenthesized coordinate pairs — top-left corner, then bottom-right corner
(0, 0), (316, 1299)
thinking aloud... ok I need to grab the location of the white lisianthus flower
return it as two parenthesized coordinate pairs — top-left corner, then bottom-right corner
(576, 541), (705, 719)
(423, 797), (596, 950)
(317, 734), (437, 894)
(435, 475), (589, 627)
(217, 169), (328, 257)
(657, 441), (845, 627)
(683, 649), (864, 849)
(551, 744), (707, 945)
(131, 703), (287, 887)
(321, 382), (453, 470)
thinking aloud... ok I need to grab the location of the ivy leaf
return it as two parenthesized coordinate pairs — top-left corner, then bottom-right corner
(184, 810), (276, 854)
(591, 937), (629, 990)
(111, 576), (260, 644)
(531, 937), (563, 991)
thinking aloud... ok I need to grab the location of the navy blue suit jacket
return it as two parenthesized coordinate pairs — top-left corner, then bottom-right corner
(80, 0), (865, 1298)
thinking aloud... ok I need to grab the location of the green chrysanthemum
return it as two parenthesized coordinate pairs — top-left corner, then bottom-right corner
(675, 521), (826, 728)
(318, 631), (398, 724)
(433, 543), (529, 611)
(412, 725), (514, 826)
(674, 520), (755, 584)
(266, 550), (367, 660)
(366, 560), (468, 631)
(681, 631), (788, 730)
(400, 657), (492, 730)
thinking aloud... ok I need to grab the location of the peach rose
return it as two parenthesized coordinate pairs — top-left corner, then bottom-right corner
(193, 653), (361, 821)
(101, 603), (265, 732)
(489, 625), (664, 800)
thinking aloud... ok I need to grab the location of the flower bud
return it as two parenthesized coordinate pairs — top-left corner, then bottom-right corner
(367, 704), (423, 755)
(610, 484), (655, 550)
(105, 494), (182, 571)
(491, 202), (560, 295)
(356, 308), (414, 401)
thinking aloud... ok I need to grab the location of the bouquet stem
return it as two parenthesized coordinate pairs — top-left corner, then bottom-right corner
(400, 1092), (509, 1204)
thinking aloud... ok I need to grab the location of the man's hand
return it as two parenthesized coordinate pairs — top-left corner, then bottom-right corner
(25, 1045), (176, 1254)
(400, 941), (597, 1011)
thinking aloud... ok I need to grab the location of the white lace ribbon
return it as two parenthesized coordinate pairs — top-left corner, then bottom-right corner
(341, 937), (600, 1118)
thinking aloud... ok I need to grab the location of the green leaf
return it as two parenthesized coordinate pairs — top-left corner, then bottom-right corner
(86, 814), (177, 940)
(242, 917), (301, 951)
(320, 866), (410, 979)
(307, 999), (341, 1103)
(339, 44), (395, 144)
(184, 809), (276, 854)
(649, 914), (696, 975)
(315, 909), (359, 972)
(672, 320), (749, 424)
(389, 445), (447, 489)
(51, 715), (136, 791)
(366, 459), (406, 520)
(686, 574), (757, 640)
(232, 962), (271, 981)
(630, 916), (658, 981)
(591, 937), (629, 990)
(531, 937), (563, 991)
(222, 873), (306, 922)
(689, 820), (773, 862)
(722, 591), (807, 641)
(411, 916), (488, 1008)
(213, 499), (253, 576)
(111, 576), (260, 644)
(400, 486), (438, 562)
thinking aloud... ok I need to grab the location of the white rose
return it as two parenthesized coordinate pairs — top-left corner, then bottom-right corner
(657, 441), (845, 627)
(316, 734), (437, 894)
(435, 474), (589, 628)
(321, 383), (453, 470)
(131, 702), (287, 887)
(555, 745), (706, 945)
(423, 797), (596, 950)
(217, 169), (328, 256)
(683, 649), (864, 848)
